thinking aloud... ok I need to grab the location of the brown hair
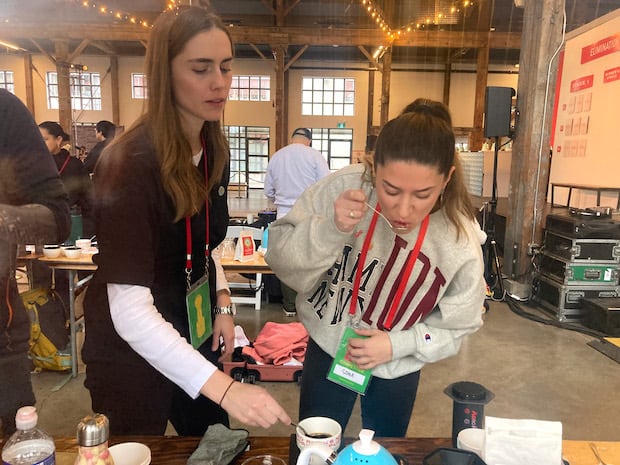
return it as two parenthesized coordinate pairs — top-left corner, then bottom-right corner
(115, 7), (232, 221)
(365, 101), (475, 238)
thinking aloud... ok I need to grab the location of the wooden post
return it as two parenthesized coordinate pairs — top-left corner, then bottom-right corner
(54, 40), (72, 137)
(470, 46), (490, 152)
(273, 45), (286, 151)
(367, 68), (375, 135)
(470, 0), (492, 152)
(504, 0), (565, 280)
(380, 46), (392, 127)
(23, 54), (35, 113)
(110, 56), (120, 125)
(443, 58), (452, 107)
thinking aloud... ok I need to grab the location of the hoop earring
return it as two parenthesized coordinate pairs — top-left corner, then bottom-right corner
(439, 189), (445, 207)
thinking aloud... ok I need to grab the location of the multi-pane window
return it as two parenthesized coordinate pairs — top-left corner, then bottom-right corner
(302, 77), (355, 116)
(224, 126), (270, 190)
(229, 75), (270, 101)
(0, 71), (14, 93)
(311, 128), (353, 170)
(131, 73), (148, 99)
(46, 71), (101, 110)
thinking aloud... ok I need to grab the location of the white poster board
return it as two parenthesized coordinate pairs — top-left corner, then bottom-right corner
(550, 9), (620, 206)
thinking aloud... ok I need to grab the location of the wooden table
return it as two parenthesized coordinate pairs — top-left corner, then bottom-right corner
(220, 254), (274, 274)
(53, 435), (620, 465)
(38, 252), (97, 379)
(37, 252), (274, 377)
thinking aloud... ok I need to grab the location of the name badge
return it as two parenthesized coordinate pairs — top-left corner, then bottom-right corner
(327, 327), (372, 395)
(185, 275), (212, 349)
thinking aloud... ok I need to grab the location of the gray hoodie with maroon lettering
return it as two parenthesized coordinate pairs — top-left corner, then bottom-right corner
(265, 163), (485, 380)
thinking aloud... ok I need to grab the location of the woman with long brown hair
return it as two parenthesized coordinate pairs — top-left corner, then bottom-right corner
(82, 7), (290, 435)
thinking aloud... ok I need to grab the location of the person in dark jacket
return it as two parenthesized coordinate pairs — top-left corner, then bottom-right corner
(0, 90), (70, 435)
(38, 121), (94, 239)
(84, 120), (116, 174)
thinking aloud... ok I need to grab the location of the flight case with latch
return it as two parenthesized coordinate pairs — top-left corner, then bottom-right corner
(532, 274), (620, 321)
(539, 252), (620, 286)
(543, 231), (620, 263)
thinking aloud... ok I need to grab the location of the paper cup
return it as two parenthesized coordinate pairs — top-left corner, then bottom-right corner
(457, 428), (485, 457)
(75, 239), (92, 251)
(296, 416), (342, 455)
(109, 442), (151, 465)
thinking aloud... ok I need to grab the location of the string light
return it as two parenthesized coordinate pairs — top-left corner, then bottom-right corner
(359, 0), (475, 41)
(75, 0), (179, 28)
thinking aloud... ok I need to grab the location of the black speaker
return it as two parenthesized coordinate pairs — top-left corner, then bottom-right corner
(484, 87), (515, 138)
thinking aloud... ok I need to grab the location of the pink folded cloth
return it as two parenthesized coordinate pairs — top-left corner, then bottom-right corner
(242, 322), (308, 365)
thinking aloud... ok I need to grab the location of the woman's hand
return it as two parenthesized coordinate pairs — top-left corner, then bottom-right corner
(212, 290), (235, 362)
(212, 314), (234, 362)
(334, 189), (368, 233)
(346, 328), (393, 370)
(203, 371), (292, 428)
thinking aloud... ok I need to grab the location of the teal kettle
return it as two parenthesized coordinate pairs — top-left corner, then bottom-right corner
(296, 429), (398, 465)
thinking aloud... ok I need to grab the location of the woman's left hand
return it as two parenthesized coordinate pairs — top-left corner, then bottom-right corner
(346, 328), (393, 370)
(212, 314), (235, 362)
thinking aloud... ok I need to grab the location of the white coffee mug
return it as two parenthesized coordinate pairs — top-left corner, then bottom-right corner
(296, 416), (342, 464)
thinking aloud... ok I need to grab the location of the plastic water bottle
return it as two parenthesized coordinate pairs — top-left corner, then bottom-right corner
(1, 406), (55, 465)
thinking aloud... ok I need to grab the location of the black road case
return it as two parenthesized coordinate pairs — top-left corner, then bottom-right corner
(539, 252), (620, 286)
(532, 274), (620, 321)
(545, 212), (620, 239)
(581, 297), (620, 336)
(543, 231), (620, 263)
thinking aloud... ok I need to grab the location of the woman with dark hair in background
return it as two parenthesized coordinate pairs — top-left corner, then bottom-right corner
(38, 121), (93, 239)
(266, 100), (486, 437)
(82, 6), (290, 436)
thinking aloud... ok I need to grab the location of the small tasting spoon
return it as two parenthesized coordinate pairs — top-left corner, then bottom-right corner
(291, 422), (310, 436)
(364, 202), (409, 231)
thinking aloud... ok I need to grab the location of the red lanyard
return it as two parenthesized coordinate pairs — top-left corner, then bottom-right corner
(349, 204), (430, 330)
(59, 153), (71, 174)
(184, 138), (209, 287)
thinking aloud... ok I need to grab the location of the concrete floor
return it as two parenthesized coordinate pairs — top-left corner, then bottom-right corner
(31, 299), (620, 441)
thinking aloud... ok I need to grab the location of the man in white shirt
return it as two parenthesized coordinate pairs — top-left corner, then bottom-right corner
(264, 128), (330, 316)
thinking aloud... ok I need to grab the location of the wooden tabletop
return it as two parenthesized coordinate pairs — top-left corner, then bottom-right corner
(38, 251), (97, 271)
(53, 435), (620, 465)
(220, 254), (274, 274)
(55, 436), (450, 465)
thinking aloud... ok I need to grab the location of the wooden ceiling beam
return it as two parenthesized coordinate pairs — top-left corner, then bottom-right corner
(90, 40), (118, 55)
(2, 23), (522, 50)
(67, 38), (91, 63)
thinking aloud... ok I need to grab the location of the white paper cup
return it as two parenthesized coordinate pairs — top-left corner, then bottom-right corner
(457, 427), (485, 457)
(296, 416), (342, 461)
(75, 239), (92, 251)
(109, 442), (151, 465)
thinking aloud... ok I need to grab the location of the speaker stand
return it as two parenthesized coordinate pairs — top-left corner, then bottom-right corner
(482, 136), (504, 299)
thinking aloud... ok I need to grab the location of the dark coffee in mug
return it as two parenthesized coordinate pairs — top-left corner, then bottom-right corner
(306, 432), (331, 439)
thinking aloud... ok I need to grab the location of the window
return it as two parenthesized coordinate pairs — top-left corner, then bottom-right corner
(224, 126), (270, 190)
(302, 77), (355, 116)
(46, 71), (101, 110)
(311, 128), (353, 170)
(0, 71), (14, 93)
(229, 75), (270, 101)
(131, 73), (148, 99)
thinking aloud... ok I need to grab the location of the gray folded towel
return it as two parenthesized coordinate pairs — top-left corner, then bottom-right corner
(187, 423), (249, 465)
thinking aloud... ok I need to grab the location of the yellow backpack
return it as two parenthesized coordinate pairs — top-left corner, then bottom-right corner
(20, 287), (72, 371)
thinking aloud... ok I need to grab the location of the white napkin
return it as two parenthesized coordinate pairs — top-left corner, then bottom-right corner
(483, 416), (562, 465)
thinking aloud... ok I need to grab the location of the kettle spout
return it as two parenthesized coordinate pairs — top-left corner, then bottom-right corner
(296, 444), (337, 465)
